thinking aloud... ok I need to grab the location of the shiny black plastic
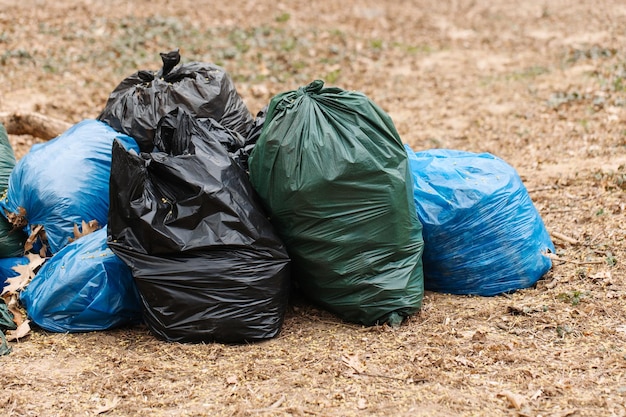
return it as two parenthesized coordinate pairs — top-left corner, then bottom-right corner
(98, 50), (254, 152)
(107, 109), (290, 343)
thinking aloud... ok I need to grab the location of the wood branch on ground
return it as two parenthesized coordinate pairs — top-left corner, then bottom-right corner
(0, 111), (71, 140)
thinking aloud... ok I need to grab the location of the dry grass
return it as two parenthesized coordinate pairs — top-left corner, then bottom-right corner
(1, 0), (625, 416)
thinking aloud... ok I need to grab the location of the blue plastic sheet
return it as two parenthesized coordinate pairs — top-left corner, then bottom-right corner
(20, 228), (142, 333)
(0, 120), (139, 254)
(405, 146), (554, 296)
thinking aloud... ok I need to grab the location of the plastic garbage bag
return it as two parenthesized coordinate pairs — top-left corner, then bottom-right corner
(20, 228), (142, 333)
(0, 298), (16, 355)
(0, 120), (139, 254)
(248, 80), (424, 326)
(0, 123), (15, 189)
(98, 49), (254, 152)
(107, 108), (291, 343)
(0, 123), (26, 257)
(0, 256), (28, 290)
(404, 146), (555, 296)
(232, 106), (268, 172)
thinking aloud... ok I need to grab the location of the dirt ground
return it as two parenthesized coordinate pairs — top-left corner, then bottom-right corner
(1, 0), (625, 416)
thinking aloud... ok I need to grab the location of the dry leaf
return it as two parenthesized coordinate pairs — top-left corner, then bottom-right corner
(68, 219), (100, 243)
(615, 325), (626, 334)
(454, 356), (475, 368)
(24, 224), (44, 252)
(269, 395), (285, 409)
(94, 397), (120, 415)
(472, 330), (487, 342)
(1, 267), (31, 295)
(6, 319), (31, 341)
(2, 252), (46, 296)
(5, 206), (28, 229)
(357, 398), (368, 410)
(25, 252), (46, 270)
(589, 271), (613, 285)
(530, 389), (543, 401)
(497, 390), (525, 410)
(2, 293), (26, 326)
(341, 354), (366, 374)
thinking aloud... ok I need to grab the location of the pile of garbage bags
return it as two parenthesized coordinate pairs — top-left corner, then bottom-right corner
(0, 50), (554, 345)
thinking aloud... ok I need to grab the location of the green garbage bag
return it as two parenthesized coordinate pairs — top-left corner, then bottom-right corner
(0, 123), (26, 258)
(249, 80), (424, 326)
(0, 298), (16, 355)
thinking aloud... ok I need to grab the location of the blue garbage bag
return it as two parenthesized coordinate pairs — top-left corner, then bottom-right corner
(405, 146), (554, 296)
(20, 228), (142, 332)
(0, 256), (28, 290)
(0, 120), (139, 254)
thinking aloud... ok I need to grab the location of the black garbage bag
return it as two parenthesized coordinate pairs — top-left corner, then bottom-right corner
(232, 106), (268, 173)
(107, 108), (291, 343)
(98, 49), (254, 152)
(153, 109), (247, 169)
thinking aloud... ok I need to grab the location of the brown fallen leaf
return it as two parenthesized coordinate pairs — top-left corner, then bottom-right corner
(2, 252), (46, 296)
(25, 252), (46, 270)
(341, 354), (366, 374)
(1, 252), (46, 336)
(497, 390), (525, 410)
(68, 219), (100, 243)
(6, 319), (31, 341)
(24, 224), (44, 253)
(357, 397), (368, 410)
(94, 397), (120, 415)
(2, 293), (26, 326)
(2, 267), (31, 295)
(4, 206), (28, 229)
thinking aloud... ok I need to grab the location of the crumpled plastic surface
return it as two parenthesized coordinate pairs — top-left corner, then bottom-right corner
(0, 256), (28, 289)
(98, 50), (254, 152)
(107, 109), (291, 343)
(0, 119), (139, 254)
(20, 227), (143, 333)
(405, 146), (555, 296)
(0, 123), (26, 257)
(0, 298), (16, 355)
(249, 80), (424, 326)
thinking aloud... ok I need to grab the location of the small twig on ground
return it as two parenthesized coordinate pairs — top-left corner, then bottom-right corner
(547, 253), (604, 265)
(545, 208), (584, 213)
(550, 231), (578, 245)
(527, 185), (557, 193)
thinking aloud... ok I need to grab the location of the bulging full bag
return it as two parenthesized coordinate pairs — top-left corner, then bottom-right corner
(0, 123), (26, 258)
(248, 80), (424, 326)
(20, 228), (143, 333)
(0, 120), (139, 254)
(405, 146), (555, 295)
(98, 50), (254, 152)
(107, 109), (291, 344)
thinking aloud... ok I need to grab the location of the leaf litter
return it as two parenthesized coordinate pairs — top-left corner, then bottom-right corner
(0, 0), (625, 416)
